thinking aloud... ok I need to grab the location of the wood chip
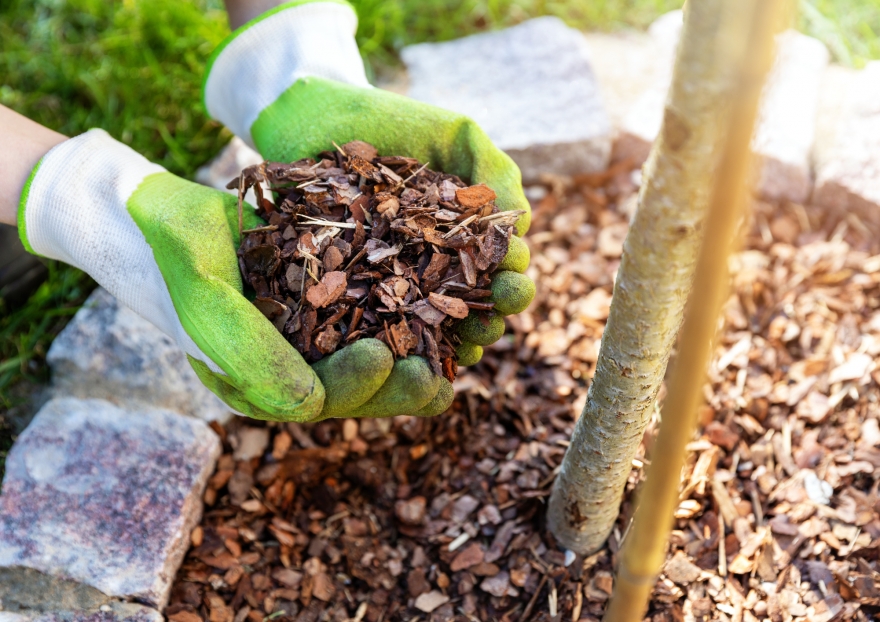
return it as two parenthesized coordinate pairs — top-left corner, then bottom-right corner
(427, 292), (470, 319)
(455, 184), (497, 208)
(305, 271), (347, 308)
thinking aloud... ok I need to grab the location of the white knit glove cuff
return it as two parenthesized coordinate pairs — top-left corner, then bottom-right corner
(21, 129), (218, 371)
(204, 1), (370, 149)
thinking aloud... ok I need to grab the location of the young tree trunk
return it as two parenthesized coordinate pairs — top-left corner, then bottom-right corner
(604, 2), (788, 618)
(548, 0), (743, 554)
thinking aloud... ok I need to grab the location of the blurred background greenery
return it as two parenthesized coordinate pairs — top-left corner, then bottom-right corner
(0, 0), (878, 466)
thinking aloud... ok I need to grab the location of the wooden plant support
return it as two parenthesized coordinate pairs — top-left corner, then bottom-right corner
(603, 1), (791, 620)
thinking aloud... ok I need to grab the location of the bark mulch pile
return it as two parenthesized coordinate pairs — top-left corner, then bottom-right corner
(233, 141), (521, 379)
(169, 159), (880, 622)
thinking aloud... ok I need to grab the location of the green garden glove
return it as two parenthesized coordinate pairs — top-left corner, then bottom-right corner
(17, 129), (324, 421)
(204, 0), (536, 419)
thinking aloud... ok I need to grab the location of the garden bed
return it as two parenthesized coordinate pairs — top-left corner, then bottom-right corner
(168, 160), (880, 622)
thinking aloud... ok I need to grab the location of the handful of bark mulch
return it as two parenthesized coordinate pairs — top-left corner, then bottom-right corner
(231, 141), (522, 382)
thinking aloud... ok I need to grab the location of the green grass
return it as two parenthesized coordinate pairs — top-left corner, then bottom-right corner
(799, 0), (880, 68)
(0, 261), (94, 477)
(1, 0), (879, 448)
(0, 265), (93, 401)
(0, 0), (231, 175)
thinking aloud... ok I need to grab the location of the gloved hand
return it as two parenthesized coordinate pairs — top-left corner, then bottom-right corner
(17, 129), (330, 421)
(203, 0), (536, 419)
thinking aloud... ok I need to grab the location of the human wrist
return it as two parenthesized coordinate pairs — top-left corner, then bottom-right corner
(225, 0), (289, 29)
(0, 105), (66, 226)
(204, 0), (367, 148)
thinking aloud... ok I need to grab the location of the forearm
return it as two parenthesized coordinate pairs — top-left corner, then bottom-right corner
(224, 0), (289, 29)
(0, 105), (66, 226)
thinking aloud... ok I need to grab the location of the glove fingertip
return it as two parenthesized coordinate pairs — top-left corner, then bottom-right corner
(412, 379), (454, 417)
(489, 271), (536, 316)
(313, 338), (394, 419)
(188, 354), (324, 422)
(457, 313), (506, 346)
(346, 356), (439, 419)
(455, 342), (483, 367)
(498, 235), (530, 273)
(244, 363), (325, 421)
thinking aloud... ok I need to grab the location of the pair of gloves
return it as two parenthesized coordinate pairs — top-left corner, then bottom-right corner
(18, 0), (534, 422)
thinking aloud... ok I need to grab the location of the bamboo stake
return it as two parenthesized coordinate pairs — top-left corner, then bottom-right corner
(602, 2), (790, 621)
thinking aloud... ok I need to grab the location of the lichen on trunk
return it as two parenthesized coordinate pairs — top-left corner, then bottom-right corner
(547, 0), (740, 554)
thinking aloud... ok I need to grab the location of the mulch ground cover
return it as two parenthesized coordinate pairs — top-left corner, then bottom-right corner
(233, 141), (521, 377)
(168, 158), (880, 622)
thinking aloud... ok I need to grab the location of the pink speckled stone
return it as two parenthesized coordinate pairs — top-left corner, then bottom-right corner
(0, 398), (220, 609)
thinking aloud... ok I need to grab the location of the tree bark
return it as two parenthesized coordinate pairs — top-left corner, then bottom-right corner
(547, 0), (742, 554)
(603, 1), (788, 618)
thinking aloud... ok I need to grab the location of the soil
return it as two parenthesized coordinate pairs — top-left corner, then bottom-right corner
(168, 159), (880, 622)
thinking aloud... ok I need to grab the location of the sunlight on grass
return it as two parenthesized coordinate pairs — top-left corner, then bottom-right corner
(799, 0), (880, 68)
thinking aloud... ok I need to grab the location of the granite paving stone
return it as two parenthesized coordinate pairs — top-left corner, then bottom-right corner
(0, 398), (220, 609)
(581, 29), (660, 163)
(812, 61), (880, 223)
(401, 17), (612, 182)
(0, 567), (161, 622)
(0, 603), (162, 622)
(47, 287), (231, 423)
(752, 30), (829, 203)
(0, 567), (110, 613)
(606, 10), (682, 165)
